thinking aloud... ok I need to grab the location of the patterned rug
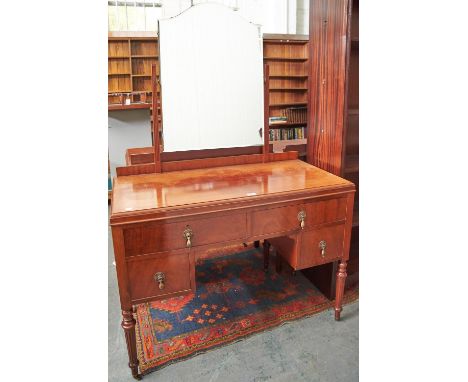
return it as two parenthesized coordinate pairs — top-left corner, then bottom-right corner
(135, 245), (358, 375)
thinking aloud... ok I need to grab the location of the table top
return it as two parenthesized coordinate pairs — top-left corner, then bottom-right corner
(111, 160), (354, 216)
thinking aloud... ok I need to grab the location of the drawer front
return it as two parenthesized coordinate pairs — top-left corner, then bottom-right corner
(298, 223), (345, 269)
(127, 251), (193, 302)
(304, 197), (347, 227)
(250, 198), (347, 237)
(123, 213), (246, 256)
(250, 203), (304, 237)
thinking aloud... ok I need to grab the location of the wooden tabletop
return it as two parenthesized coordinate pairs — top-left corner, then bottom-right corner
(111, 160), (354, 216)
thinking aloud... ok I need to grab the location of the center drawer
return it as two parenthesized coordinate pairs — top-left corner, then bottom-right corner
(123, 212), (246, 257)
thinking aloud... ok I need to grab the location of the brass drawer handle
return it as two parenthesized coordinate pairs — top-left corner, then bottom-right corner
(319, 240), (327, 258)
(297, 210), (306, 229)
(183, 226), (193, 248)
(154, 272), (165, 290)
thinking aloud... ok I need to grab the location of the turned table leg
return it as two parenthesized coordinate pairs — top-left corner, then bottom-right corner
(122, 309), (142, 380)
(334, 261), (348, 321)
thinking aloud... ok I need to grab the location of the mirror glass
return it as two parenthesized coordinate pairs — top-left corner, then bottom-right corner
(158, 3), (264, 152)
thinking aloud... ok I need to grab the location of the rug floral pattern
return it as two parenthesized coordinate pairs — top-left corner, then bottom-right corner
(135, 247), (358, 374)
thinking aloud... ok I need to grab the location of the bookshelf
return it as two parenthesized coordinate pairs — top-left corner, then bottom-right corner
(263, 34), (309, 159)
(108, 32), (160, 110)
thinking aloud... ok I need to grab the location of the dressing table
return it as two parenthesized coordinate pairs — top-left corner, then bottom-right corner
(110, 4), (354, 379)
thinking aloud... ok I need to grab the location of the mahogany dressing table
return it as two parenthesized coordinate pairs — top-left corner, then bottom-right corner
(109, 4), (355, 379)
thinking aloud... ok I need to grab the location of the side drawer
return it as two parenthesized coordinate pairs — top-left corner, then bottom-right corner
(127, 251), (194, 302)
(298, 223), (345, 269)
(123, 212), (246, 256)
(304, 197), (347, 227)
(250, 197), (348, 237)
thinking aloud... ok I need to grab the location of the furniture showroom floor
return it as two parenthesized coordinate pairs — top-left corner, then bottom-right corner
(108, 224), (359, 382)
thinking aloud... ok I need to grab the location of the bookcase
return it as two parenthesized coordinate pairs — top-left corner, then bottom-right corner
(108, 32), (159, 111)
(263, 34), (309, 158)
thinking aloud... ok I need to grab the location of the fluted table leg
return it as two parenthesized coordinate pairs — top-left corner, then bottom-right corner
(122, 309), (141, 380)
(334, 261), (348, 321)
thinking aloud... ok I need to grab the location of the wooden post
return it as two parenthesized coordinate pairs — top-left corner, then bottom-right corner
(152, 64), (162, 173)
(263, 64), (270, 162)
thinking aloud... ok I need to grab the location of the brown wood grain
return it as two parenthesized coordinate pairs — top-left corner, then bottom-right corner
(307, 0), (350, 175)
(115, 152), (298, 177)
(123, 212), (247, 257)
(126, 251), (193, 302)
(126, 146), (271, 165)
(151, 64), (162, 173)
(111, 160), (353, 216)
(299, 223), (345, 269)
(263, 64), (271, 162)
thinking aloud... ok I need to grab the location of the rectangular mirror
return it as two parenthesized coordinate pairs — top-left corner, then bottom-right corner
(158, 3), (265, 152)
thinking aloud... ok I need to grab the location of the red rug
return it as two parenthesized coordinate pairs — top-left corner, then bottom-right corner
(135, 245), (358, 375)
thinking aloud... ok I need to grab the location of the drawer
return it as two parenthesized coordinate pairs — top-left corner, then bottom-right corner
(127, 251), (194, 302)
(304, 198), (347, 226)
(250, 204), (304, 237)
(250, 198), (347, 237)
(123, 213), (246, 256)
(298, 223), (345, 269)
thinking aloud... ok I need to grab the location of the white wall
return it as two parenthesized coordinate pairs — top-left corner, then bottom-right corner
(160, 0), (299, 34)
(296, 0), (309, 35)
(108, 110), (152, 181)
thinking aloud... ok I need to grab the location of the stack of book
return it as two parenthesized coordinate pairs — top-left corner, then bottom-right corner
(269, 127), (306, 141)
(269, 116), (288, 125)
(285, 107), (307, 123)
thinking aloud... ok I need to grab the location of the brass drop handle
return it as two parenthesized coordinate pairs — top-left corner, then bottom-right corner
(183, 226), (193, 248)
(319, 240), (327, 258)
(154, 272), (165, 290)
(297, 210), (306, 229)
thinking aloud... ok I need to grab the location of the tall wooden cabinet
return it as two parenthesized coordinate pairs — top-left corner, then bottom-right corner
(303, 0), (358, 297)
(342, 0), (359, 287)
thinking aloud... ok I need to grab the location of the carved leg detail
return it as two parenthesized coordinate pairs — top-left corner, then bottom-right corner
(122, 310), (142, 380)
(334, 261), (348, 321)
(263, 240), (270, 271)
(254, 240), (260, 248)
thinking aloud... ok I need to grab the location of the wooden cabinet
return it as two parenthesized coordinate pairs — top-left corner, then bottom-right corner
(342, 0), (359, 288)
(303, 0), (359, 298)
